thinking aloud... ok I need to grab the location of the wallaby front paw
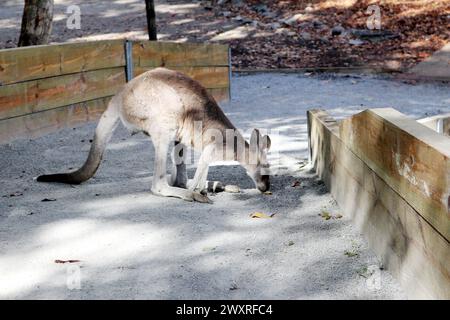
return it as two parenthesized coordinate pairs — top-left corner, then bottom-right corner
(193, 192), (213, 204)
(206, 181), (225, 193)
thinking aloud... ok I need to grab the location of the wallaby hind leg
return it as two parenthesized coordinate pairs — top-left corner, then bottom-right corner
(170, 141), (188, 188)
(151, 133), (211, 203)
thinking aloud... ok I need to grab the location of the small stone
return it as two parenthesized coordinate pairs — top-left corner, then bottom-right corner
(5, 40), (15, 49)
(270, 22), (281, 30)
(252, 4), (268, 13)
(300, 32), (312, 41)
(250, 21), (259, 28)
(331, 25), (345, 36)
(349, 39), (364, 46)
(305, 6), (314, 13)
(312, 20), (325, 29)
(262, 11), (277, 18)
(282, 13), (305, 26)
(320, 36), (330, 44)
(275, 27), (290, 35)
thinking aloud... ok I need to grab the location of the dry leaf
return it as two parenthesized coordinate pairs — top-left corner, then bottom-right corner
(54, 259), (81, 264)
(291, 180), (301, 187)
(320, 211), (332, 220)
(250, 212), (276, 218)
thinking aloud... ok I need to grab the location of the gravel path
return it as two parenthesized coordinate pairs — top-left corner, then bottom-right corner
(1, 73), (448, 299)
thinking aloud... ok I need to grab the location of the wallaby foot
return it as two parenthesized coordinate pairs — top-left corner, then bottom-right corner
(152, 184), (212, 203)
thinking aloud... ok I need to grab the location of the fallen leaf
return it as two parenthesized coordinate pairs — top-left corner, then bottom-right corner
(3, 191), (23, 198)
(287, 240), (295, 246)
(54, 259), (81, 264)
(319, 211), (332, 220)
(229, 283), (238, 290)
(250, 212), (276, 218)
(291, 180), (301, 187)
(344, 251), (358, 258)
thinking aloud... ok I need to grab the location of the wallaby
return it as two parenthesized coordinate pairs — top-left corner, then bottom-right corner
(37, 68), (271, 203)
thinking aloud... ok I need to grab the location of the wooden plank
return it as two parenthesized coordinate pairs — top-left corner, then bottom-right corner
(132, 41), (229, 68)
(0, 40), (125, 85)
(0, 97), (110, 144)
(207, 87), (230, 103)
(0, 67), (126, 120)
(134, 66), (229, 90)
(308, 109), (450, 299)
(339, 108), (450, 241)
(418, 113), (450, 136)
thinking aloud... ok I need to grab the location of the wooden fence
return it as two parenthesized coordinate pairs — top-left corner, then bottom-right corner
(0, 40), (230, 143)
(308, 108), (450, 299)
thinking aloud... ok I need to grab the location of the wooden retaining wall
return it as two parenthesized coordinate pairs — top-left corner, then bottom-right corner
(0, 40), (230, 144)
(418, 113), (450, 136)
(308, 108), (450, 299)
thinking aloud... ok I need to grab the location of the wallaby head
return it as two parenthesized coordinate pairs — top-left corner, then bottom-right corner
(245, 128), (271, 192)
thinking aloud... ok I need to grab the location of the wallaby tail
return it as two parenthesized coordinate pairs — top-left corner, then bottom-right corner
(37, 98), (120, 184)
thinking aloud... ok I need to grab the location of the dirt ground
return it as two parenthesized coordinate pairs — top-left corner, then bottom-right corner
(1, 72), (449, 299)
(1, 0), (449, 70)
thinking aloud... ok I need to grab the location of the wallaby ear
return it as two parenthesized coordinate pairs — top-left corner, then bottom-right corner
(262, 134), (271, 151)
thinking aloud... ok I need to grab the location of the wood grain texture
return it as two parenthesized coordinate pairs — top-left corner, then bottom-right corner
(132, 41), (229, 68)
(0, 40), (231, 142)
(418, 113), (450, 136)
(339, 108), (450, 241)
(0, 97), (110, 143)
(308, 109), (450, 299)
(0, 40), (125, 85)
(134, 66), (230, 90)
(207, 87), (230, 103)
(0, 67), (126, 120)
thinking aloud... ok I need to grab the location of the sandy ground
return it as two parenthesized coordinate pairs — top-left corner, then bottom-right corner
(0, 0), (225, 47)
(1, 73), (449, 299)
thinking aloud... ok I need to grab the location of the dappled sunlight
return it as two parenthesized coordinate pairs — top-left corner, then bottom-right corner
(212, 26), (256, 41)
(0, 218), (175, 298)
(316, 0), (359, 10)
(77, 191), (169, 218)
(2, 73), (442, 298)
(170, 18), (195, 26)
(63, 31), (148, 43)
(0, 17), (20, 29)
(156, 3), (199, 15)
(107, 139), (147, 151)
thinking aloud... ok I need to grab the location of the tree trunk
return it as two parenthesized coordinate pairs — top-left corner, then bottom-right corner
(18, 0), (54, 47)
(145, 0), (157, 41)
